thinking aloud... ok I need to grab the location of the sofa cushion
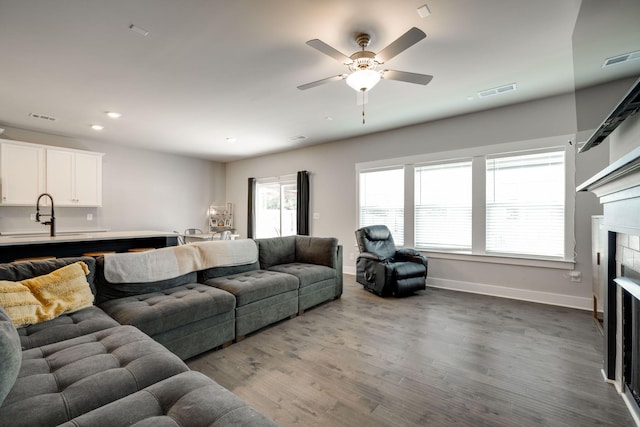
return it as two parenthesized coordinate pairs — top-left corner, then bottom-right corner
(0, 305), (21, 408)
(17, 306), (120, 350)
(0, 280), (40, 327)
(0, 325), (188, 427)
(99, 283), (235, 337)
(198, 260), (259, 282)
(268, 263), (336, 288)
(0, 261), (94, 327)
(58, 371), (278, 427)
(0, 257), (97, 294)
(256, 235), (296, 269)
(295, 236), (338, 268)
(204, 270), (299, 307)
(95, 255), (198, 304)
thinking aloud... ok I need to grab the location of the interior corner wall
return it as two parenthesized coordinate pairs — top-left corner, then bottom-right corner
(0, 126), (225, 234)
(225, 91), (609, 310)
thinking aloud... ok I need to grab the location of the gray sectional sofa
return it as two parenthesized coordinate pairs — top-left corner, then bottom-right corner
(0, 236), (342, 426)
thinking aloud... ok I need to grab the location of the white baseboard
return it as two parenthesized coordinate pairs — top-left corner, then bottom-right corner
(343, 266), (356, 275)
(426, 277), (592, 311)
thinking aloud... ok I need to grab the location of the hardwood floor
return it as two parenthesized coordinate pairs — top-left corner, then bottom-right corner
(187, 275), (634, 426)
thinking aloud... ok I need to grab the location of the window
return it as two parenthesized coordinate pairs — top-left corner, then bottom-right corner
(415, 161), (472, 250)
(255, 177), (297, 238)
(356, 136), (574, 263)
(486, 150), (565, 257)
(359, 167), (404, 245)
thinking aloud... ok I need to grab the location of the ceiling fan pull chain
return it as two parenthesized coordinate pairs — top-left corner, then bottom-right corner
(362, 89), (366, 124)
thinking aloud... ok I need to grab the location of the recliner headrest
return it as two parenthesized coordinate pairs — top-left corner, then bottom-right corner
(362, 225), (391, 241)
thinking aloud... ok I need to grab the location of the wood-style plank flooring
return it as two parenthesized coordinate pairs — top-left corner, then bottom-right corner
(187, 275), (633, 426)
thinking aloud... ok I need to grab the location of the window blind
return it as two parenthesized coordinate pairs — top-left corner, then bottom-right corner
(414, 161), (472, 250)
(359, 168), (404, 245)
(486, 150), (565, 257)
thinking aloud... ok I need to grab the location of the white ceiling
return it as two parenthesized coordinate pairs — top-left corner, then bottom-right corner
(0, 0), (638, 162)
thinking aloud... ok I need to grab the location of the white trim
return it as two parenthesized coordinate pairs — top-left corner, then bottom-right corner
(422, 250), (575, 269)
(621, 387), (640, 427)
(355, 134), (574, 171)
(427, 277), (591, 310)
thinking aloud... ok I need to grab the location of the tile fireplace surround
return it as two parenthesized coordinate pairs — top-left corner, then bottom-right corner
(578, 145), (640, 425)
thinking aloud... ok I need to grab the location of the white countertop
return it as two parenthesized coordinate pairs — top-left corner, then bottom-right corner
(0, 230), (177, 246)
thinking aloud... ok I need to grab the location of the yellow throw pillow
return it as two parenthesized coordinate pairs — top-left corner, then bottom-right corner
(0, 281), (40, 327)
(0, 261), (94, 327)
(21, 262), (94, 323)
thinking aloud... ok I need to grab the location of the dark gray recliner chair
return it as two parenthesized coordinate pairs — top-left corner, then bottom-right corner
(355, 225), (427, 297)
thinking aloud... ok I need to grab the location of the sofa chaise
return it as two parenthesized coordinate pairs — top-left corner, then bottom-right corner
(0, 235), (342, 426)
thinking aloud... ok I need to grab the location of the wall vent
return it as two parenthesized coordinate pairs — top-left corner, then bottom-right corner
(29, 113), (57, 122)
(603, 50), (640, 67)
(478, 83), (517, 98)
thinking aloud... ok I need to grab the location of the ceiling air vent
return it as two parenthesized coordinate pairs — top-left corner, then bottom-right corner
(603, 50), (640, 67)
(288, 135), (307, 142)
(29, 113), (57, 122)
(478, 83), (517, 98)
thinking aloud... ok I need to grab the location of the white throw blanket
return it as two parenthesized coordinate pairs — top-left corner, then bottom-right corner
(103, 239), (258, 283)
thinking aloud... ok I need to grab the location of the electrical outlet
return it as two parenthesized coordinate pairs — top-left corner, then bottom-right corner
(313, 212), (320, 220)
(568, 271), (582, 282)
(30, 213), (36, 221)
(86, 213), (93, 221)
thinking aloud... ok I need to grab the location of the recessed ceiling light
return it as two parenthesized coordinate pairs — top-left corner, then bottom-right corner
(226, 137), (237, 143)
(417, 4), (431, 18)
(90, 124), (104, 131)
(105, 111), (121, 119)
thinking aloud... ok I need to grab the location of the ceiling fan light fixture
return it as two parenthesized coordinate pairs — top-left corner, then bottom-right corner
(346, 69), (381, 92)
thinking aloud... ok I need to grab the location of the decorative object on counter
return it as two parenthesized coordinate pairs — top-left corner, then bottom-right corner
(35, 193), (55, 236)
(208, 202), (233, 232)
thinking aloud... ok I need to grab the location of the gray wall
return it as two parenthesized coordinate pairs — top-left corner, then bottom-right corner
(0, 126), (225, 234)
(225, 91), (609, 309)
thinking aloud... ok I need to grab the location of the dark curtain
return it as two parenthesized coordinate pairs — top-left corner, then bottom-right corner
(297, 170), (310, 235)
(247, 177), (256, 239)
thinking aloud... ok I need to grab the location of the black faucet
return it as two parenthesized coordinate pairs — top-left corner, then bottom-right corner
(36, 193), (55, 237)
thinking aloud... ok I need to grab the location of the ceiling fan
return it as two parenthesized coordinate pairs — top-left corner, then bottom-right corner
(297, 27), (433, 94)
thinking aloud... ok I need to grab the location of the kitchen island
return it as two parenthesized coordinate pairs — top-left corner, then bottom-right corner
(0, 230), (178, 263)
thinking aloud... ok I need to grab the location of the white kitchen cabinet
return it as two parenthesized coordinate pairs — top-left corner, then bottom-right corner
(46, 148), (103, 206)
(0, 140), (46, 205)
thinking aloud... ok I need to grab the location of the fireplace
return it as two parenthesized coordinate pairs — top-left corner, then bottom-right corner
(578, 144), (640, 423)
(614, 262), (640, 418)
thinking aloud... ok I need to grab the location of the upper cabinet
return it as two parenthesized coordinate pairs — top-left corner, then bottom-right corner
(0, 139), (103, 207)
(0, 141), (46, 205)
(46, 149), (103, 206)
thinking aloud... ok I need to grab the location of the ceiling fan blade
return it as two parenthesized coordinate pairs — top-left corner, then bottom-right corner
(306, 39), (353, 64)
(382, 70), (433, 85)
(297, 74), (347, 90)
(376, 27), (426, 63)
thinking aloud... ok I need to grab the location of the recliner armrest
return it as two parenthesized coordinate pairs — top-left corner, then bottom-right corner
(395, 248), (428, 267)
(357, 252), (386, 262)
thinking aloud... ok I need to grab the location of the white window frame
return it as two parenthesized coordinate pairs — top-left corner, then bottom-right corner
(355, 135), (576, 269)
(414, 158), (473, 251)
(357, 166), (405, 246)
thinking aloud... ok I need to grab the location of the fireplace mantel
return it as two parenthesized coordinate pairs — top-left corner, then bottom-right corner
(578, 145), (640, 235)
